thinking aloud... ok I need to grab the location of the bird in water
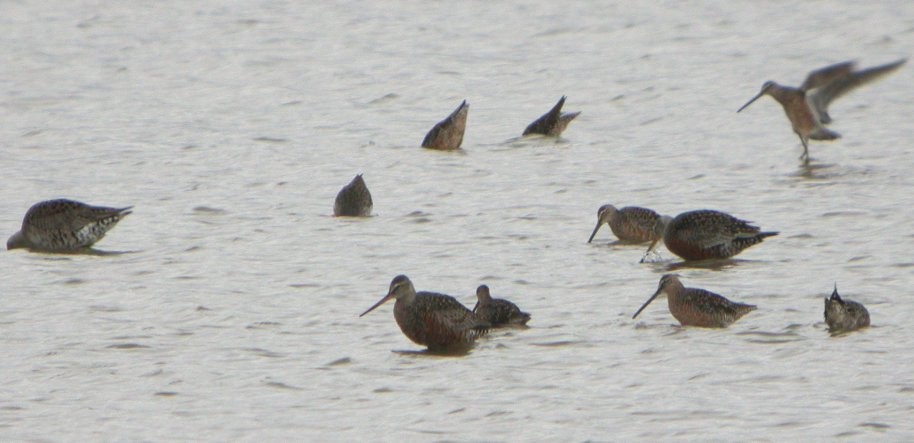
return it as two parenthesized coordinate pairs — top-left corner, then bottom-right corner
(633, 274), (756, 328)
(422, 100), (468, 150)
(333, 174), (373, 217)
(522, 96), (580, 137)
(7, 199), (132, 252)
(642, 210), (777, 262)
(588, 204), (661, 244)
(472, 285), (531, 327)
(737, 59), (906, 163)
(360, 275), (489, 351)
(824, 284), (870, 334)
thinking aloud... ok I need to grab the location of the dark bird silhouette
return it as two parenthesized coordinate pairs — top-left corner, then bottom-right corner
(824, 284), (870, 334)
(473, 285), (530, 327)
(633, 274), (756, 328)
(422, 100), (468, 150)
(8, 199), (132, 252)
(361, 275), (489, 351)
(737, 59), (906, 163)
(334, 174), (373, 217)
(588, 204), (661, 244)
(643, 210), (777, 262)
(523, 96), (580, 137)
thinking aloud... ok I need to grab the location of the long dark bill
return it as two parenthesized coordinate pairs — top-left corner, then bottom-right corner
(737, 92), (764, 113)
(632, 287), (663, 319)
(587, 221), (603, 243)
(359, 293), (394, 317)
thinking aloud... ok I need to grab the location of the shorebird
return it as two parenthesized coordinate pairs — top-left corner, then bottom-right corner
(824, 284), (870, 334)
(422, 100), (468, 150)
(360, 275), (489, 351)
(522, 96), (580, 137)
(333, 174), (373, 217)
(643, 210), (777, 262)
(737, 59), (906, 163)
(633, 274), (756, 328)
(588, 204), (661, 244)
(472, 285), (531, 327)
(7, 199), (132, 252)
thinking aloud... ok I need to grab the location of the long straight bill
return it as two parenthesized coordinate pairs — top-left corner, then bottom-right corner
(632, 288), (663, 319)
(360, 293), (393, 317)
(737, 91), (764, 113)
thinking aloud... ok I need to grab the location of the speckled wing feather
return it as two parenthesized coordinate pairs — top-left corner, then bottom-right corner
(615, 207), (661, 242)
(674, 210), (756, 246)
(396, 291), (488, 349)
(21, 199), (132, 250)
(678, 288), (756, 327)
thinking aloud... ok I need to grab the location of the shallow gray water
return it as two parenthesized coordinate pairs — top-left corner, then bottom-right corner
(2, 1), (914, 440)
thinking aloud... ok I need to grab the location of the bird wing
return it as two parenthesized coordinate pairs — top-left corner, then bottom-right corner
(800, 61), (856, 91)
(808, 59), (906, 122)
(424, 293), (488, 332)
(24, 200), (125, 233)
(73, 204), (132, 231)
(681, 288), (754, 317)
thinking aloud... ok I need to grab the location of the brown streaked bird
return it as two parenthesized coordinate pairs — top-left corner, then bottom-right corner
(824, 284), (870, 334)
(7, 199), (132, 252)
(643, 210), (777, 262)
(333, 174), (373, 217)
(588, 204), (661, 244)
(633, 274), (756, 328)
(472, 285), (531, 327)
(737, 59), (906, 163)
(360, 275), (489, 351)
(522, 96), (580, 137)
(421, 100), (468, 150)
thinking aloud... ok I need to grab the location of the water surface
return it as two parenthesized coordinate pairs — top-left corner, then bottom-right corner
(2, 1), (914, 440)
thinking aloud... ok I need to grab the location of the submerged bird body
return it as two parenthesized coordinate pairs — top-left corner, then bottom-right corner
(523, 96), (580, 137)
(473, 285), (530, 327)
(361, 275), (488, 350)
(334, 174), (373, 217)
(588, 204), (660, 244)
(824, 285), (870, 333)
(633, 274), (756, 328)
(7, 199), (132, 252)
(422, 100), (469, 150)
(646, 210), (777, 261)
(737, 59), (906, 162)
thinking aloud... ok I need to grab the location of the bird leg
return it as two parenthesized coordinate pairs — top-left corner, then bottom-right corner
(796, 132), (809, 165)
(796, 133), (810, 164)
(639, 240), (663, 263)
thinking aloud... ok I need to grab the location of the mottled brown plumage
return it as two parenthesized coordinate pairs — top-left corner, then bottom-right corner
(824, 284), (870, 334)
(588, 204), (660, 244)
(333, 174), (373, 217)
(360, 275), (489, 351)
(644, 210), (777, 261)
(472, 285), (530, 327)
(7, 199), (132, 252)
(633, 274), (756, 328)
(737, 59), (906, 163)
(522, 96), (580, 137)
(422, 100), (468, 150)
